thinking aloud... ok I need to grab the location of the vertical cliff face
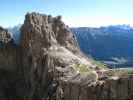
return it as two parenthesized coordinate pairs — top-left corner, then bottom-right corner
(20, 12), (95, 100)
(0, 27), (24, 100)
(61, 76), (133, 100)
(20, 13), (58, 100)
(0, 27), (19, 70)
(20, 12), (133, 100)
(0, 12), (132, 100)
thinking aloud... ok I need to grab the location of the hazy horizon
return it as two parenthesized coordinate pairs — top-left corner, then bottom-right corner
(1, 0), (133, 28)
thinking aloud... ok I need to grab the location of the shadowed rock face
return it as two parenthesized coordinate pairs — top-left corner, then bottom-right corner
(0, 27), (12, 43)
(0, 12), (133, 100)
(0, 27), (19, 70)
(0, 27), (24, 100)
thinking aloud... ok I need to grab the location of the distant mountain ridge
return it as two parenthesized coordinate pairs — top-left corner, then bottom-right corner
(72, 25), (133, 68)
(8, 25), (21, 44)
(8, 24), (133, 68)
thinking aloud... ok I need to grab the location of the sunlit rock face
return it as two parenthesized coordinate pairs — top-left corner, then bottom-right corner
(0, 12), (132, 100)
(20, 12), (96, 100)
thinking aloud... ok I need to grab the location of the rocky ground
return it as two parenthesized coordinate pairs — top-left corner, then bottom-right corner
(0, 12), (132, 100)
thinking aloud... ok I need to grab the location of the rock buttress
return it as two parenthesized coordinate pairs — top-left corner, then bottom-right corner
(20, 12), (133, 100)
(0, 27), (25, 100)
(0, 12), (133, 100)
(20, 12), (97, 100)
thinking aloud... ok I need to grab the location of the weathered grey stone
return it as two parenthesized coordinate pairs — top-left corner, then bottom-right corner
(0, 12), (132, 100)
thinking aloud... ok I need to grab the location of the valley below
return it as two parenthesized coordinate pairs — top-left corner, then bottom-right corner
(72, 25), (133, 68)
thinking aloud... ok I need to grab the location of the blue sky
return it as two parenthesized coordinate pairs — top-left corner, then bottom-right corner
(0, 0), (133, 27)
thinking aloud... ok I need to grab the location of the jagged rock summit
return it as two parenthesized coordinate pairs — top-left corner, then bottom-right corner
(0, 12), (133, 100)
(0, 12), (97, 100)
(20, 12), (97, 100)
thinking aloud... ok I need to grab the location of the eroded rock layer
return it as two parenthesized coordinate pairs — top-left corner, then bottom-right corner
(0, 12), (132, 100)
(20, 12), (96, 100)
